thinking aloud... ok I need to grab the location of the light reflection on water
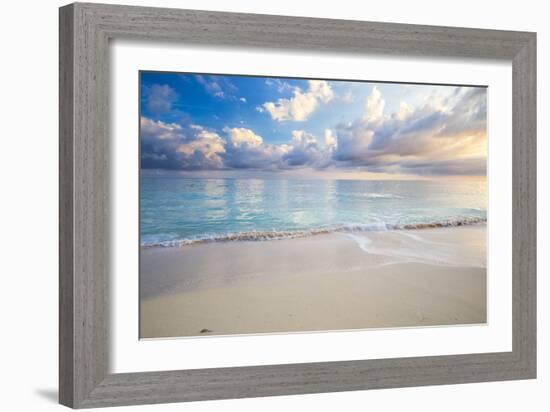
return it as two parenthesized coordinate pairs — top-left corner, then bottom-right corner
(140, 176), (487, 246)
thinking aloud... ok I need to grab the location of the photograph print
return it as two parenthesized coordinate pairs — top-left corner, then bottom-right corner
(139, 71), (487, 339)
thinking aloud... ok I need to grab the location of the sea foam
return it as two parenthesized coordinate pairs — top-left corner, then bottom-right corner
(141, 217), (486, 248)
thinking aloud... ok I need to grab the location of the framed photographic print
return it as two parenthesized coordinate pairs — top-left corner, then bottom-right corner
(59, 2), (536, 408)
(138, 71), (489, 339)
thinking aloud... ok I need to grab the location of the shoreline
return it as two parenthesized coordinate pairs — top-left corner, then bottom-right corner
(140, 225), (487, 338)
(141, 218), (487, 249)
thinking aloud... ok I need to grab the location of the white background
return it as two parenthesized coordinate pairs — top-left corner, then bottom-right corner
(112, 42), (512, 372)
(0, 0), (547, 411)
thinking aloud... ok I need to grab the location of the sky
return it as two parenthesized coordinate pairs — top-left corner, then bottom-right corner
(140, 71), (487, 179)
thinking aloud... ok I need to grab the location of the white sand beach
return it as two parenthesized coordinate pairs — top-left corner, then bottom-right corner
(140, 225), (486, 338)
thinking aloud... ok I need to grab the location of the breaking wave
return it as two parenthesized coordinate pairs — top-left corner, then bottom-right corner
(141, 217), (486, 248)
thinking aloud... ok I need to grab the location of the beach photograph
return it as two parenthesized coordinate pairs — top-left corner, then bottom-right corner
(139, 72), (487, 339)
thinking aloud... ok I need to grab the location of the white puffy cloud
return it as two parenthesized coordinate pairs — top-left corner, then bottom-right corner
(280, 130), (325, 167)
(220, 127), (286, 169)
(324, 129), (337, 148)
(140, 118), (225, 170)
(307, 80), (334, 103)
(394, 102), (412, 121)
(261, 80), (334, 122)
(224, 127), (263, 148)
(176, 127), (225, 168)
(222, 128), (326, 170)
(140, 117), (182, 140)
(291, 130), (317, 145)
(364, 86), (385, 123)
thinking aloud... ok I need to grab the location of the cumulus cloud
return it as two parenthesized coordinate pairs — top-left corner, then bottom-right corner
(220, 127), (330, 170)
(176, 127), (225, 167)
(143, 84), (178, 113)
(222, 127), (288, 170)
(332, 86), (487, 175)
(279, 130), (324, 167)
(224, 127), (263, 148)
(141, 85), (486, 177)
(140, 117), (181, 140)
(324, 129), (337, 148)
(261, 80), (334, 122)
(394, 102), (412, 121)
(364, 86), (385, 123)
(140, 117), (225, 170)
(141, 122), (327, 171)
(332, 123), (375, 163)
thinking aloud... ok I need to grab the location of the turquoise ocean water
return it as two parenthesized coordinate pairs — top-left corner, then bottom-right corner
(140, 175), (486, 247)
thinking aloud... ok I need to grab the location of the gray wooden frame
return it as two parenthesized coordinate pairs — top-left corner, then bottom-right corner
(59, 2), (536, 408)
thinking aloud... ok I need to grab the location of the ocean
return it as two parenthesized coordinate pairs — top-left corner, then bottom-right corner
(140, 175), (487, 248)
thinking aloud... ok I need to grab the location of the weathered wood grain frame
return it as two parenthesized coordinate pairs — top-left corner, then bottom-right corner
(59, 2), (536, 408)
